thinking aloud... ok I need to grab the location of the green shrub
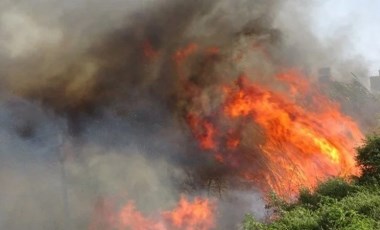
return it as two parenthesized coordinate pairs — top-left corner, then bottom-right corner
(315, 178), (358, 200)
(298, 188), (321, 210)
(268, 208), (319, 230)
(357, 135), (380, 184)
(242, 214), (265, 230)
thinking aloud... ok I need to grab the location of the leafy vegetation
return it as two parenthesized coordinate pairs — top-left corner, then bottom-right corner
(243, 135), (380, 230)
(357, 135), (380, 185)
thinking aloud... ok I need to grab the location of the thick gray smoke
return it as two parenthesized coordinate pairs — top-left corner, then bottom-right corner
(0, 0), (373, 229)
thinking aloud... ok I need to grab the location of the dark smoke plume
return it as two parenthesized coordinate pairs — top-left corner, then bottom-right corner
(0, 0), (372, 229)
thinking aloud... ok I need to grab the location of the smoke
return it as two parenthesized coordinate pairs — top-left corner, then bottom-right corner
(0, 0), (373, 229)
(273, 1), (370, 81)
(0, 97), (207, 229)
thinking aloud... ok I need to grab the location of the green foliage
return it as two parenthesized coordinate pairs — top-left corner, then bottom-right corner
(267, 208), (320, 230)
(318, 205), (376, 230)
(244, 188), (380, 230)
(339, 190), (380, 222)
(242, 214), (265, 230)
(357, 135), (380, 184)
(266, 191), (289, 212)
(315, 178), (358, 200)
(243, 135), (380, 230)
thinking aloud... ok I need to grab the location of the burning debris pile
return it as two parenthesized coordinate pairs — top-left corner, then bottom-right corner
(0, 0), (371, 229)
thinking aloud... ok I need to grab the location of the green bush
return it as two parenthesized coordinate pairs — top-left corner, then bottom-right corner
(242, 214), (264, 230)
(298, 188), (321, 210)
(244, 189), (380, 230)
(357, 135), (380, 184)
(315, 178), (358, 200)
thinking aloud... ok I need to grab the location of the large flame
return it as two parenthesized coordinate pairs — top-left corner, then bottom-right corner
(173, 43), (364, 198)
(224, 71), (362, 195)
(91, 40), (364, 229)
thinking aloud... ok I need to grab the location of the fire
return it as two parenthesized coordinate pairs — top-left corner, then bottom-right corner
(224, 72), (362, 195)
(164, 196), (216, 230)
(98, 40), (365, 230)
(186, 113), (217, 150)
(173, 43), (199, 64)
(118, 202), (165, 230)
(171, 42), (363, 198)
(90, 196), (216, 230)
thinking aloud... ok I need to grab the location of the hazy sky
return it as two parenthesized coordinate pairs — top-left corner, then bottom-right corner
(311, 0), (380, 76)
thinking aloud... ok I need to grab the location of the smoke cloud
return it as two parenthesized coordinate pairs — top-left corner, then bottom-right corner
(0, 0), (373, 229)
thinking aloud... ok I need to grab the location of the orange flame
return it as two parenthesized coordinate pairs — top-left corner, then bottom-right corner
(173, 43), (199, 64)
(224, 71), (362, 196)
(118, 202), (165, 230)
(184, 68), (363, 198)
(186, 113), (217, 150)
(164, 196), (216, 230)
(90, 196), (216, 230)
